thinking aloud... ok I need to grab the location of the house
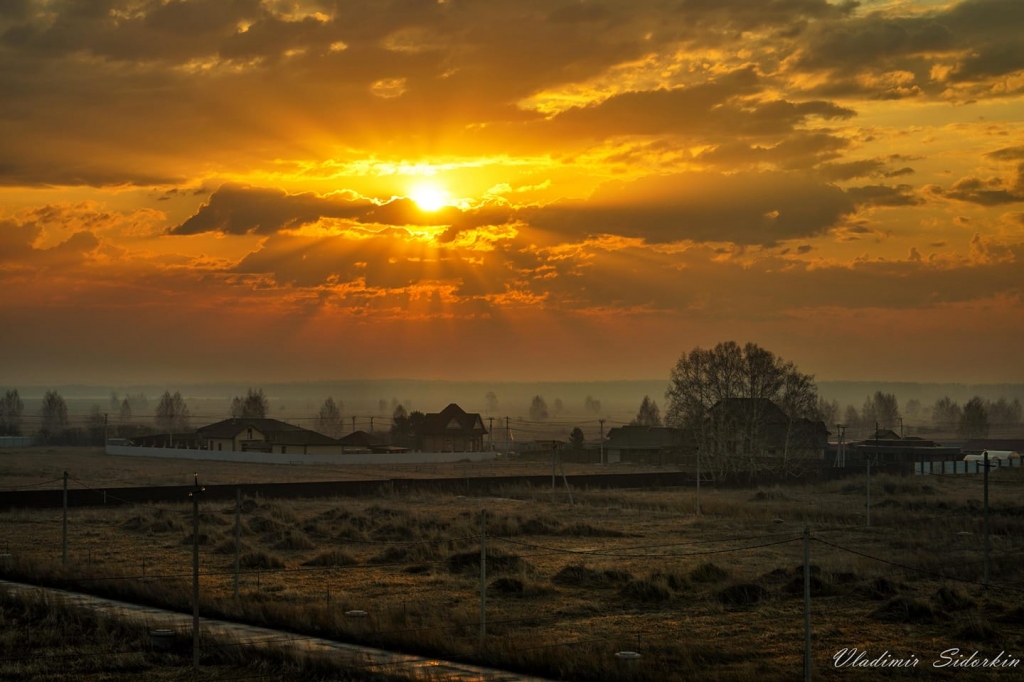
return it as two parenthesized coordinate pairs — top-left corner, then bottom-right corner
(417, 403), (488, 452)
(195, 418), (340, 455)
(604, 425), (688, 464)
(335, 430), (409, 454)
(704, 398), (829, 460)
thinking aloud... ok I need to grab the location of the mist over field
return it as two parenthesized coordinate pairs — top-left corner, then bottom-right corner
(8, 379), (1024, 429)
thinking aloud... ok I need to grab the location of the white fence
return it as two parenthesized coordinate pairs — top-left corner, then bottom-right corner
(915, 458), (1022, 475)
(105, 444), (499, 466)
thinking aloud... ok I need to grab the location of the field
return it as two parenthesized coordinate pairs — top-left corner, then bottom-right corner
(2, 447), (1024, 681)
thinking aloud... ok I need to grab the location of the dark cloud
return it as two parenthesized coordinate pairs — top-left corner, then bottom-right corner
(986, 146), (1024, 161)
(845, 184), (921, 207)
(818, 159), (886, 181)
(696, 133), (850, 170)
(169, 184), (516, 236)
(547, 68), (854, 139)
(0, 219), (99, 266)
(927, 164), (1024, 205)
(524, 172), (855, 245)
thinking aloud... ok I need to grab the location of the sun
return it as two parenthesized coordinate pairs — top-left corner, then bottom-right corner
(409, 183), (449, 211)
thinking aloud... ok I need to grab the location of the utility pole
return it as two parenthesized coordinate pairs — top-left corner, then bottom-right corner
(504, 417), (510, 452)
(984, 450), (990, 591)
(189, 473), (205, 670)
(487, 417), (494, 451)
(370, 416), (374, 433)
(479, 510), (487, 649)
(599, 419), (605, 465)
(803, 526), (812, 682)
(234, 488), (241, 600)
(551, 443), (557, 492)
(835, 424), (847, 468)
(103, 413), (108, 449)
(696, 450), (702, 516)
(351, 416), (356, 433)
(867, 422), (877, 527)
(62, 471), (68, 567)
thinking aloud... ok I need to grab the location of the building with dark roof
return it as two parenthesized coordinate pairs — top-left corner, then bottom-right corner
(417, 403), (488, 452)
(195, 418), (341, 455)
(706, 397), (829, 460)
(604, 425), (688, 464)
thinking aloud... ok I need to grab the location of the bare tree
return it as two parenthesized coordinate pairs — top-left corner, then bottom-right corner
(484, 391), (499, 413)
(583, 395), (602, 414)
(529, 395), (549, 421)
(665, 341), (820, 480)
(931, 396), (962, 431)
(904, 398), (922, 420)
(817, 397), (839, 428)
(155, 390), (191, 433)
(631, 395), (662, 427)
(230, 387), (269, 419)
(0, 389), (25, 436)
(39, 390), (69, 443)
(958, 397), (989, 439)
(316, 396), (343, 437)
(988, 397), (1022, 426)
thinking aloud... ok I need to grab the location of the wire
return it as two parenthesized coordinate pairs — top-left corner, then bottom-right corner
(811, 537), (1024, 595)
(3, 477), (65, 490)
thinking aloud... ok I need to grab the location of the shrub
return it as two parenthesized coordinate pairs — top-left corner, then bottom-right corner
(302, 550), (357, 567)
(273, 531), (315, 551)
(872, 597), (935, 624)
(933, 586), (975, 612)
(240, 551), (285, 569)
(620, 579), (671, 603)
(690, 563), (729, 583)
(447, 549), (523, 574)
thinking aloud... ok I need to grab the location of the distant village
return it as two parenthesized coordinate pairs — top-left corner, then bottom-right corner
(2, 383), (1021, 480)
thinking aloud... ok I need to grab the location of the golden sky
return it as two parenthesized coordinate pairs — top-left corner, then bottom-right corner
(2, 0), (1023, 385)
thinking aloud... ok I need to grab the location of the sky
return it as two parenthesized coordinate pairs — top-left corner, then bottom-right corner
(2, 0), (1024, 386)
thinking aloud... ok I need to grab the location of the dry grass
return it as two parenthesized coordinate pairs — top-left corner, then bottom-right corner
(2, 451), (1024, 681)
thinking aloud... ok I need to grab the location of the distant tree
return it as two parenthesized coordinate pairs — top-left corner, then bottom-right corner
(484, 391), (499, 413)
(816, 397), (839, 429)
(128, 392), (149, 412)
(316, 397), (343, 437)
(843, 404), (860, 429)
(569, 426), (585, 449)
(872, 392), (900, 429)
(118, 398), (133, 435)
(231, 387), (269, 419)
(108, 391), (120, 412)
(86, 404), (107, 445)
(958, 397), (990, 439)
(665, 341), (820, 479)
(155, 390), (190, 433)
(408, 410), (425, 449)
(0, 389), (25, 436)
(987, 397), (1022, 426)
(904, 398), (922, 420)
(378, 398), (388, 414)
(391, 405), (415, 447)
(631, 395), (662, 427)
(932, 396), (962, 430)
(529, 395), (549, 421)
(583, 395), (602, 414)
(39, 390), (69, 443)
(552, 398), (564, 415)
